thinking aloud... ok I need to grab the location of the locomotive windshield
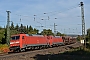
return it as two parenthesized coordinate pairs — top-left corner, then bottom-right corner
(11, 36), (20, 40)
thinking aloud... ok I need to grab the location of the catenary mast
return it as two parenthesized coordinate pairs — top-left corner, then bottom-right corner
(6, 11), (11, 46)
(80, 2), (86, 49)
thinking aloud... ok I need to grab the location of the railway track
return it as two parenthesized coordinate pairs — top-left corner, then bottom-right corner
(0, 42), (82, 60)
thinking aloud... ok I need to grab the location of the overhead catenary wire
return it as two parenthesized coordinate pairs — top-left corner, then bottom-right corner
(9, 4), (79, 22)
(0, 4), (81, 34)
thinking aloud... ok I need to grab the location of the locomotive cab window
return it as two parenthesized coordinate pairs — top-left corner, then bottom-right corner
(11, 36), (20, 40)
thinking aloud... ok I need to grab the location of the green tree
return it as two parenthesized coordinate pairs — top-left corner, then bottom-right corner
(0, 28), (5, 44)
(19, 24), (24, 33)
(26, 25), (29, 33)
(41, 29), (53, 35)
(86, 28), (90, 49)
(23, 26), (27, 33)
(10, 24), (19, 35)
(10, 22), (14, 30)
(0, 26), (2, 30)
(77, 35), (81, 41)
(33, 28), (39, 34)
(28, 25), (33, 34)
(15, 24), (19, 30)
(87, 28), (90, 41)
(2, 28), (7, 44)
(56, 31), (61, 36)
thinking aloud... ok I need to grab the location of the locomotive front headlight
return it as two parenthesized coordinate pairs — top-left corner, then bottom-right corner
(10, 42), (14, 44)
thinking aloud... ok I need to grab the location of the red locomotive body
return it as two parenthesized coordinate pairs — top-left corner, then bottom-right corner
(10, 34), (48, 51)
(10, 34), (20, 51)
(47, 36), (53, 46)
(53, 36), (64, 46)
(21, 34), (48, 48)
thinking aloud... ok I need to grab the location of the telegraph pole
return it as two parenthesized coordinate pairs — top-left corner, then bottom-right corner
(54, 23), (57, 36)
(80, 2), (86, 49)
(6, 11), (11, 46)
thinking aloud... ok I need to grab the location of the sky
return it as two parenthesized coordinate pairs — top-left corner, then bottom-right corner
(0, 0), (90, 35)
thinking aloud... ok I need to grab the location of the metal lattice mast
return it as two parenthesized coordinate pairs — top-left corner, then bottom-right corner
(80, 2), (86, 48)
(54, 23), (57, 36)
(6, 11), (11, 46)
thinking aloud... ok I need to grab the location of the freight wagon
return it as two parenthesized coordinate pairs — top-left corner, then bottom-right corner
(62, 36), (76, 44)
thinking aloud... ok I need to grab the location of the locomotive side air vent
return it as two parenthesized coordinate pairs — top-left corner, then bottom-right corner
(55, 36), (60, 38)
(31, 34), (44, 37)
(26, 34), (32, 36)
(26, 34), (43, 37)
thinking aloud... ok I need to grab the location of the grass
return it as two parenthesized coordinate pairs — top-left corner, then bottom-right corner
(62, 48), (90, 56)
(34, 48), (90, 60)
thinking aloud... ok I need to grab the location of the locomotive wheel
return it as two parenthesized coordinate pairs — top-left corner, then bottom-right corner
(17, 49), (21, 52)
(21, 48), (26, 52)
(49, 45), (52, 48)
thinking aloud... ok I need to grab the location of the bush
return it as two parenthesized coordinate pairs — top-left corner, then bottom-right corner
(0, 44), (9, 53)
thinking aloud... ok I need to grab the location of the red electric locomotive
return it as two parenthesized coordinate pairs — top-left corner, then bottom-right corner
(10, 33), (64, 52)
(51, 36), (64, 46)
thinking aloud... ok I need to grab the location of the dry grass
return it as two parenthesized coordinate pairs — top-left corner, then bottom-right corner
(0, 44), (9, 53)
